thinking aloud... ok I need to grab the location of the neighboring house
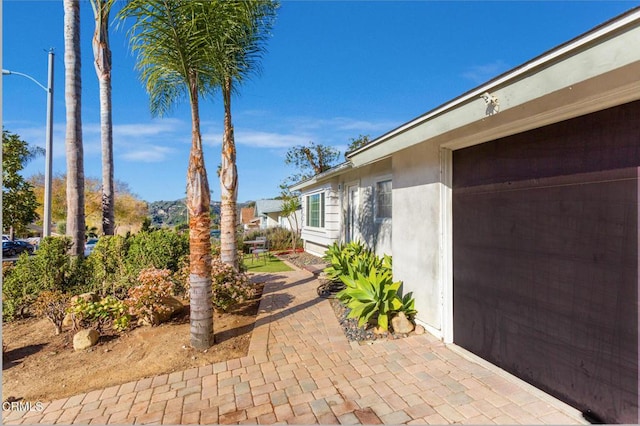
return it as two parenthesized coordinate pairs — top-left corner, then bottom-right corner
(292, 8), (640, 424)
(253, 199), (302, 231)
(240, 206), (260, 231)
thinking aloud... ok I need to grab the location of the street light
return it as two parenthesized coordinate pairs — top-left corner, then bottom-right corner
(3, 48), (55, 237)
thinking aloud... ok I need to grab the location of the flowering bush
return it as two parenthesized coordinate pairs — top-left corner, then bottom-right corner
(211, 258), (254, 312)
(125, 268), (175, 326)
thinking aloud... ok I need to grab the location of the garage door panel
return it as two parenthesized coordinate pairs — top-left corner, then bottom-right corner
(454, 173), (638, 423)
(452, 102), (640, 424)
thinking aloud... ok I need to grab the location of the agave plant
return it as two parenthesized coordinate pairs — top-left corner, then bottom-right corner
(337, 267), (403, 331)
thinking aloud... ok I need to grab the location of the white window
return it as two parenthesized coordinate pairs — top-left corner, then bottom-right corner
(306, 192), (325, 228)
(375, 179), (392, 219)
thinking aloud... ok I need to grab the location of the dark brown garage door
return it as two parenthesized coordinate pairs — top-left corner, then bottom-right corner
(452, 100), (639, 424)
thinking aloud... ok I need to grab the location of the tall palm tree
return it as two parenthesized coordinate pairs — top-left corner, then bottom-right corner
(90, 0), (116, 236)
(64, 0), (86, 256)
(199, 0), (277, 269)
(118, 0), (217, 349)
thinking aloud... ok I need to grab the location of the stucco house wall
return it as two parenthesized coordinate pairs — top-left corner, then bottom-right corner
(391, 142), (446, 334)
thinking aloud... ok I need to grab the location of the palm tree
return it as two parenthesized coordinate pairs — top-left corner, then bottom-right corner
(64, 0), (86, 256)
(118, 0), (217, 349)
(199, 0), (277, 269)
(90, 0), (116, 236)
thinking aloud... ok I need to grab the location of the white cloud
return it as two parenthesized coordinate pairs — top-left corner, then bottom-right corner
(113, 118), (186, 138)
(236, 130), (310, 149)
(120, 145), (176, 163)
(461, 60), (510, 84)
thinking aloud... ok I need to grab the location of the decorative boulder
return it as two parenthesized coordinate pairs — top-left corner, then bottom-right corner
(138, 297), (184, 326)
(73, 329), (99, 350)
(413, 324), (426, 335)
(391, 312), (415, 334)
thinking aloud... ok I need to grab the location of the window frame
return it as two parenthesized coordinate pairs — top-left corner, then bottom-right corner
(305, 191), (325, 229)
(374, 178), (392, 221)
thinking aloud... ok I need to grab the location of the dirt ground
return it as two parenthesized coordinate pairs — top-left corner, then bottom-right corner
(2, 283), (264, 403)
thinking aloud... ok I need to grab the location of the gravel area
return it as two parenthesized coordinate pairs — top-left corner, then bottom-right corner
(279, 251), (327, 268)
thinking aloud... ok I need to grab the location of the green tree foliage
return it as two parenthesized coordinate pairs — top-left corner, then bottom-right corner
(284, 141), (340, 185)
(345, 134), (370, 158)
(2, 130), (43, 238)
(30, 174), (149, 234)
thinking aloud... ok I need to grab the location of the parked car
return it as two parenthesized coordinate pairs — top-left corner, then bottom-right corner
(84, 238), (99, 256)
(2, 240), (35, 257)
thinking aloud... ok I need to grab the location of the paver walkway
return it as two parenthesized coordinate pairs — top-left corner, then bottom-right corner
(4, 267), (587, 425)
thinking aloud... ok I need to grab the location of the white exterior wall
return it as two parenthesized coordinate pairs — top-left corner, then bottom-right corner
(337, 159), (393, 256)
(299, 160), (393, 257)
(300, 182), (340, 257)
(392, 142), (450, 339)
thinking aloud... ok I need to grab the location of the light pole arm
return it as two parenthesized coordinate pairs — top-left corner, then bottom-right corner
(2, 69), (49, 93)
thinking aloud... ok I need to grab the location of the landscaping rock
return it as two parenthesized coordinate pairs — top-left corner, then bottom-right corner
(413, 324), (425, 335)
(62, 313), (75, 329)
(138, 296), (184, 326)
(391, 312), (415, 334)
(73, 329), (99, 350)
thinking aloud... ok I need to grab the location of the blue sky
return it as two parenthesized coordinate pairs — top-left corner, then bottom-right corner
(2, 0), (637, 203)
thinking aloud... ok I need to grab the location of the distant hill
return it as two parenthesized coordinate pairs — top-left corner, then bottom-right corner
(148, 199), (249, 228)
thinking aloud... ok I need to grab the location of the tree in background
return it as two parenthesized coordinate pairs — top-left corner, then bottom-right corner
(64, 0), (86, 256)
(345, 134), (370, 158)
(30, 174), (148, 235)
(90, 0), (116, 236)
(2, 130), (44, 239)
(280, 196), (301, 252)
(284, 141), (340, 186)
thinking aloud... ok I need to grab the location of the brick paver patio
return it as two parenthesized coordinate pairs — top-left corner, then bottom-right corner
(4, 266), (587, 425)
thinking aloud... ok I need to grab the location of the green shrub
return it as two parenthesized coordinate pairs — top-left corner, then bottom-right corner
(337, 267), (403, 331)
(86, 235), (133, 298)
(326, 242), (416, 332)
(125, 229), (189, 275)
(323, 241), (386, 283)
(2, 236), (87, 321)
(69, 295), (130, 332)
(125, 268), (175, 326)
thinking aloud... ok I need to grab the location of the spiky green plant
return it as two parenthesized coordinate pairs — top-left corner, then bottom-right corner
(337, 267), (403, 332)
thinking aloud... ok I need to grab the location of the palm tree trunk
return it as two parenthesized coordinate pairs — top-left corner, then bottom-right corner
(92, 2), (115, 236)
(64, 0), (86, 256)
(220, 76), (238, 269)
(186, 74), (214, 350)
